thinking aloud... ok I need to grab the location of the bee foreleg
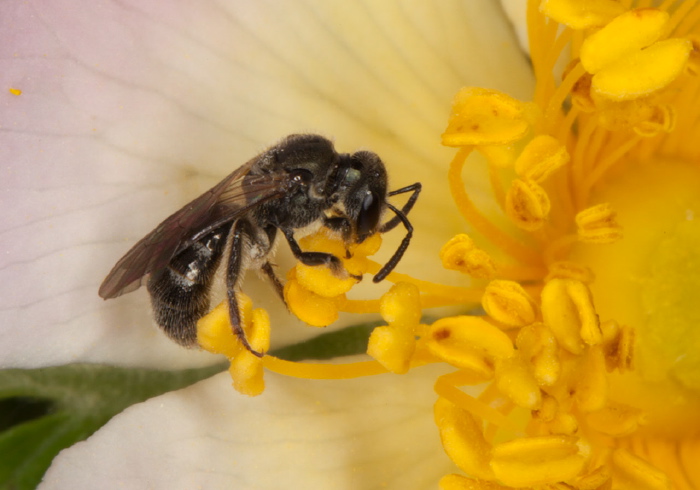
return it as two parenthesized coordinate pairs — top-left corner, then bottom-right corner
(282, 228), (359, 279)
(227, 219), (265, 358)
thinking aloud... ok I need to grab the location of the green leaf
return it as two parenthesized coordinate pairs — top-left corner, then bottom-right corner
(0, 363), (225, 490)
(271, 322), (379, 361)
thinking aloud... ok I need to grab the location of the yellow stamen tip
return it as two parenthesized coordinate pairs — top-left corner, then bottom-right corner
(495, 356), (542, 409)
(576, 203), (623, 243)
(540, 0), (625, 30)
(442, 87), (531, 147)
(482, 280), (537, 327)
(514, 134), (569, 183)
(611, 448), (672, 490)
(440, 234), (496, 279)
(516, 323), (561, 386)
(580, 8), (669, 74)
(366, 325), (415, 374)
(545, 261), (596, 283)
(541, 279), (602, 355)
(427, 316), (515, 374)
(490, 435), (586, 487)
(284, 272), (342, 327)
(379, 282), (421, 327)
(434, 397), (495, 480)
(505, 179), (551, 231)
(592, 38), (692, 101)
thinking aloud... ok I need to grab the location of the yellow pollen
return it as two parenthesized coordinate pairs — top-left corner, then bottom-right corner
(505, 178), (551, 231)
(440, 234), (496, 279)
(576, 203), (623, 244)
(592, 38), (692, 101)
(427, 316), (514, 376)
(442, 88), (533, 147)
(541, 279), (601, 355)
(513, 134), (569, 182)
(539, 0), (625, 30)
(8, 87), (21, 96)
(482, 280), (537, 327)
(489, 435), (586, 487)
(197, 295), (270, 396)
(580, 8), (670, 75)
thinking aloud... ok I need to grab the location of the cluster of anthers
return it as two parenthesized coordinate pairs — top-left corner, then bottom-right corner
(198, 0), (699, 488)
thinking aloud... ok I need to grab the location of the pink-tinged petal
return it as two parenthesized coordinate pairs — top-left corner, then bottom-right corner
(0, 0), (533, 368)
(41, 363), (453, 489)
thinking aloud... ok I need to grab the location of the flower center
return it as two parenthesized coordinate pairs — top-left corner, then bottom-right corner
(573, 158), (700, 432)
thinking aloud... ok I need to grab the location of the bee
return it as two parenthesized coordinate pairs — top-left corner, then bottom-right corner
(99, 134), (421, 357)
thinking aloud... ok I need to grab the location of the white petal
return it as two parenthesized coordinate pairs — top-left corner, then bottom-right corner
(1, 0), (533, 368)
(41, 363), (454, 489)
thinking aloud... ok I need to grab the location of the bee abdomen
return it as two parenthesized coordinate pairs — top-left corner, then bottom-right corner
(147, 228), (229, 347)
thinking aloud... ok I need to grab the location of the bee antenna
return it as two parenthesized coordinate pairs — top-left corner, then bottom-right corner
(373, 202), (413, 283)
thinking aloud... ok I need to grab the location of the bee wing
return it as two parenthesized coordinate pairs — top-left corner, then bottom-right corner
(99, 161), (289, 299)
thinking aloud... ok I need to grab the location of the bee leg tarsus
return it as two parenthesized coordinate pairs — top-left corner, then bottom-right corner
(227, 219), (266, 357)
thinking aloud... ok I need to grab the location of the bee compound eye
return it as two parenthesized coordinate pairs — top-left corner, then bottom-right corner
(289, 168), (313, 184)
(356, 191), (381, 239)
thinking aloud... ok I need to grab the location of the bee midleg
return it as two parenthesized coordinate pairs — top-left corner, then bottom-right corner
(226, 219), (266, 358)
(281, 228), (359, 279)
(147, 224), (231, 347)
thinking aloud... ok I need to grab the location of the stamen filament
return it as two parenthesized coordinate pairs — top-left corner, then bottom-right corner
(544, 63), (587, 134)
(449, 148), (542, 266)
(583, 135), (642, 197)
(434, 375), (522, 434)
(263, 356), (387, 379)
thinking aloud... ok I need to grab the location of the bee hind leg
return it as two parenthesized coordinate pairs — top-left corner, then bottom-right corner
(227, 219), (265, 358)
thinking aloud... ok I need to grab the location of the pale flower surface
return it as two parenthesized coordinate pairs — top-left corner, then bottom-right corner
(0, 0), (532, 368)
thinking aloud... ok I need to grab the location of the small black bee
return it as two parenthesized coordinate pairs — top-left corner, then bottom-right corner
(99, 134), (421, 357)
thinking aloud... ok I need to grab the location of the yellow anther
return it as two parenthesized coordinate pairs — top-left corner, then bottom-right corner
(534, 394), (559, 423)
(284, 270), (342, 327)
(592, 38), (692, 101)
(197, 296), (270, 396)
(633, 104), (675, 137)
(548, 412), (579, 435)
(686, 35), (700, 76)
(367, 282), (421, 373)
(482, 280), (537, 327)
(611, 448), (672, 490)
(295, 262), (359, 297)
(439, 473), (508, 490)
(516, 323), (560, 386)
(495, 356), (542, 409)
(545, 261), (595, 283)
(575, 84), (598, 117)
(229, 307), (270, 396)
(442, 87), (530, 147)
(434, 397), (495, 480)
(349, 232), (382, 257)
(490, 435), (586, 487)
(440, 234), (496, 279)
(574, 346), (608, 412)
(541, 279), (601, 355)
(505, 179), (551, 231)
(514, 135), (569, 183)
(573, 466), (612, 490)
(601, 321), (635, 372)
(576, 203), (623, 244)
(540, 0), (625, 30)
(379, 282), (421, 327)
(367, 325), (415, 374)
(427, 316), (515, 375)
(580, 9), (670, 74)
(586, 404), (647, 437)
